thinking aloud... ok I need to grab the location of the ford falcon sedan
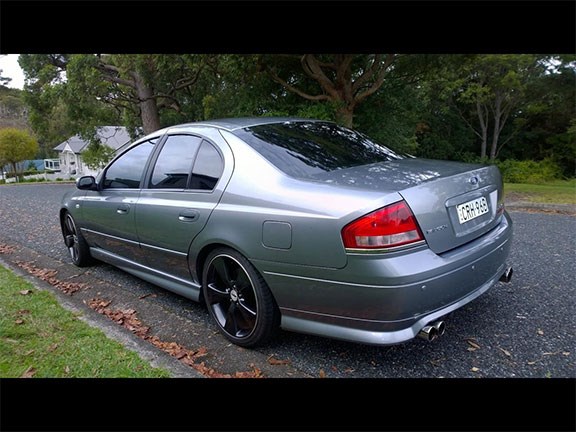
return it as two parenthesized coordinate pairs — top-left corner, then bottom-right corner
(60, 117), (513, 347)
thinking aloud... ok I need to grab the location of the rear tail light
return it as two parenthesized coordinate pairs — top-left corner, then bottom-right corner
(341, 200), (424, 249)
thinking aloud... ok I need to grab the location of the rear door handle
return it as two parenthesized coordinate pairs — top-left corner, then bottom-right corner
(117, 204), (130, 214)
(178, 209), (200, 222)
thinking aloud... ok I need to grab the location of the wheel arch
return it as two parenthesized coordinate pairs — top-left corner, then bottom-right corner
(192, 242), (277, 309)
(59, 208), (70, 235)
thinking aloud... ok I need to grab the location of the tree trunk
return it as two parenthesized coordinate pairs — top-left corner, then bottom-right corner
(336, 105), (354, 128)
(10, 161), (19, 182)
(134, 72), (161, 134)
(490, 97), (503, 161)
(477, 99), (488, 159)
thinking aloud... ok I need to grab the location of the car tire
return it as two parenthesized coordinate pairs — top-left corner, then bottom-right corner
(202, 247), (279, 348)
(62, 211), (92, 267)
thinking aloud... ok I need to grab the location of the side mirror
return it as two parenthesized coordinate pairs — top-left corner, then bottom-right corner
(76, 176), (97, 191)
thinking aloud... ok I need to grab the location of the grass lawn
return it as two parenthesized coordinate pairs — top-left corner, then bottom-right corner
(505, 179), (576, 205)
(0, 265), (170, 378)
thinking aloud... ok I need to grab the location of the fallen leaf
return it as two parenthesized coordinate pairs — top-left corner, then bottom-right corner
(467, 347), (477, 352)
(537, 329), (544, 335)
(319, 369), (326, 378)
(267, 355), (290, 366)
(499, 348), (512, 357)
(21, 366), (36, 378)
(14, 319), (24, 325)
(17, 309), (30, 315)
(139, 293), (157, 299)
(344, 368), (355, 374)
(466, 339), (481, 349)
(471, 367), (480, 372)
(64, 365), (70, 374)
(194, 347), (208, 357)
(19, 290), (32, 295)
(25, 350), (34, 356)
(47, 343), (59, 352)
(0, 244), (16, 254)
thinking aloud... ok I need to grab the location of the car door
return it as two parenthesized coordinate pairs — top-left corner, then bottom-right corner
(79, 139), (157, 264)
(135, 134), (225, 281)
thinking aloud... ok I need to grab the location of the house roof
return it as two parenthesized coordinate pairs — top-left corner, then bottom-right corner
(54, 126), (132, 153)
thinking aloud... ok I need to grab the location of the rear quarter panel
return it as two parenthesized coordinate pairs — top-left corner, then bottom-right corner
(191, 130), (397, 269)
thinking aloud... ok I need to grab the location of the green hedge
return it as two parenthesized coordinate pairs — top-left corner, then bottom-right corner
(495, 158), (563, 184)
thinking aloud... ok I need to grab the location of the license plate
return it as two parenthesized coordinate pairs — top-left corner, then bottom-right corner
(457, 197), (489, 224)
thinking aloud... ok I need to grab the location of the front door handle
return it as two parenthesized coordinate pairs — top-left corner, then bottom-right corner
(178, 209), (200, 222)
(117, 204), (130, 214)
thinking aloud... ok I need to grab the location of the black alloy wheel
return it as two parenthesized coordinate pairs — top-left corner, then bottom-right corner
(203, 248), (279, 348)
(62, 212), (91, 267)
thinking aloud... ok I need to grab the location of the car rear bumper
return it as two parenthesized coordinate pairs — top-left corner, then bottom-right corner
(256, 212), (513, 345)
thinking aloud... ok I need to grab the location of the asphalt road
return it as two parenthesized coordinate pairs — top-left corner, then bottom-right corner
(0, 183), (574, 378)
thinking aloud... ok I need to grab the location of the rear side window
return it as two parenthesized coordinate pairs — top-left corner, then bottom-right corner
(151, 135), (202, 189)
(189, 140), (223, 191)
(232, 121), (403, 179)
(103, 140), (155, 189)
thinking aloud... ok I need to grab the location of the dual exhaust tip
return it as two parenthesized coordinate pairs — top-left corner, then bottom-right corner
(418, 320), (446, 342)
(418, 267), (514, 342)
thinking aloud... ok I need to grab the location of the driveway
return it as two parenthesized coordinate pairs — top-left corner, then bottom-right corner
(0, 183), (574, 378)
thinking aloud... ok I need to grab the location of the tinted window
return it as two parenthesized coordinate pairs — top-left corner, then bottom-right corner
(151, 135), (202, 189)
(232, 121), (403, 179)
(103, 140), (155, 189)
(189, 140), (223, 190)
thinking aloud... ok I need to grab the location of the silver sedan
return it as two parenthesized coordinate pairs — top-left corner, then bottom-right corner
(60, 118), (513, 347)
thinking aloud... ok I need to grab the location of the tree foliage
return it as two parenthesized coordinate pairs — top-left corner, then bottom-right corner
(259, 54), (396, 127)
(18, 53), (576, 179)
(82, 142), (116, 170)
(0, 128), (39, 179)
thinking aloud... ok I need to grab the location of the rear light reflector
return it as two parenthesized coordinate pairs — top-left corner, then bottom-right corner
(342, 201), (424, 249)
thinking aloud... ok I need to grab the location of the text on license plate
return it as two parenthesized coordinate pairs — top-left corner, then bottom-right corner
(457, 197), (489, 224)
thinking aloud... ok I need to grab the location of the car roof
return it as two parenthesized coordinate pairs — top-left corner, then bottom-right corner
(168, 117), (329, 132)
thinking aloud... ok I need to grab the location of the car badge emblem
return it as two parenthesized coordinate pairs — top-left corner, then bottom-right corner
(469, 176), (479, 185)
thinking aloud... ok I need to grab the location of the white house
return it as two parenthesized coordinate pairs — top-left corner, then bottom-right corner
(53, 126), (133, 177)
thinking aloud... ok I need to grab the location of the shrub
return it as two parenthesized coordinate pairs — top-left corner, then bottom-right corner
(496, 158), (563, 184)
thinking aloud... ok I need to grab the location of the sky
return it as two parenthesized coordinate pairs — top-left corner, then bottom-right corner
(0, 54), (25, 89)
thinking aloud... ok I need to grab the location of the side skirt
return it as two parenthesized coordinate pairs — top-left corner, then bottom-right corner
(90, 247), (202, 302)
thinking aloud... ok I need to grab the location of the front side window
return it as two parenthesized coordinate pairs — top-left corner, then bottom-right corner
(103, 140), (155, 189)
(189, 140), (223, 190)
(150, 135), (202, 189)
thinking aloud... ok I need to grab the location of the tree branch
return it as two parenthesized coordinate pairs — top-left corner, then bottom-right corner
(301, 55), (340, 100)
(355, 54), (395, 103)
(351, 54), (382, 93)
(97, 62), (137, 89)
(267, 66), (331, 102)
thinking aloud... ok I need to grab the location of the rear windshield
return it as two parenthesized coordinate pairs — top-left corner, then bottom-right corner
(232, 121), (404, 179)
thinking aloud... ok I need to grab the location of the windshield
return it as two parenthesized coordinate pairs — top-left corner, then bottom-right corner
(232, 121), (404, 179)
